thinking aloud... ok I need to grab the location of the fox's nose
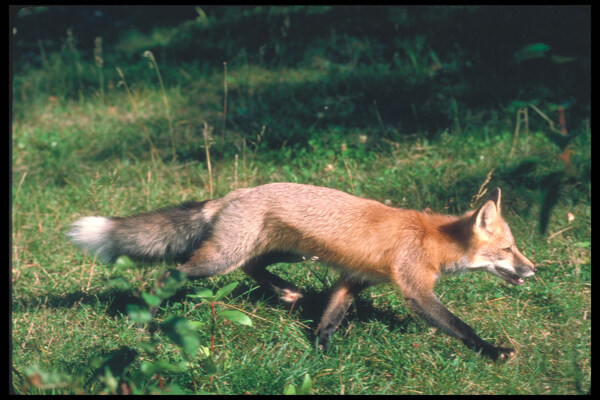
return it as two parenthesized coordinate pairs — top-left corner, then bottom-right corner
(533, 267), (537, 274)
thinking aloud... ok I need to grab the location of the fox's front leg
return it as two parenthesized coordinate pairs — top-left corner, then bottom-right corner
(316, 276), (370, 349)
(406, 294), (514, 361)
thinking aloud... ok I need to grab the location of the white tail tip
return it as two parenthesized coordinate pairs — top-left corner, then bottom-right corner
(67, 216), (114, 263)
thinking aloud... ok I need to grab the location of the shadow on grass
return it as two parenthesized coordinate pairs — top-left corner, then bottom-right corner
(13, 276), (417, 344)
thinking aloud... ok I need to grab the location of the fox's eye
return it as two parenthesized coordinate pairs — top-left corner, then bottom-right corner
(504, 247), (512, 253)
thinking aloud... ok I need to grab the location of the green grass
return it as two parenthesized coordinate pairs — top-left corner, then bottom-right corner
(11, 25), (590, 394)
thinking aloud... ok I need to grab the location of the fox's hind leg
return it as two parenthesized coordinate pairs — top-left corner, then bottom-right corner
(176, 240), (245, 279)
(242, 252), (304, 303)
(177, 240), (303, 303)
(316, 275), (370, 349)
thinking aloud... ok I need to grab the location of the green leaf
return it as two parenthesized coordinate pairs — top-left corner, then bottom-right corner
(298, 373), (312, 395)
(514, 42), (551, 62)
(126, 304), (153, 323)
(521, 42), (551, 53)
(155, 269), (187, 299)
(214, 281), (239, 301)
(187, 320), (205, 331)
(283, 373), (312, 395)
(575, 241), (590, 248)
(99, 367), (118, 394)
(204, 356), (218, 375)
(108, 276), (131, 291)
(140, 360), (185, 376)
(188, 287), (214, 299)
(161, 316), (200, 358)
(114, 255), (135, 269)
(218, 310), (252, 326)
(198, 345), (211, 357)
(136, 341), (159, 355)
(141, 292), (161, 307)
(283, 384), (296, 395)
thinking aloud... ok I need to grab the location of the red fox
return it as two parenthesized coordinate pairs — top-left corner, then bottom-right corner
(68, 183), (536, 360)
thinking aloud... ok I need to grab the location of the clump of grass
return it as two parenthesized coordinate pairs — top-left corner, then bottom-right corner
(93, 37), (105, 102)
(143, 50), (176, 161)
(202, 121), (214, 198)
(65, 28), (84, 102)
(220, 61), (228, 156)
(115, 66), (162, 164)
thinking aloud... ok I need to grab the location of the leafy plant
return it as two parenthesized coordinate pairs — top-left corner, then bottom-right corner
(54, 258), (252, 394)
(188, 282), (252, 354)
(283, 373), (312, 395)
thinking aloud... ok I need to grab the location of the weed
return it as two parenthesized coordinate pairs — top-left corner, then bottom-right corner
(143, 50), (176, 161)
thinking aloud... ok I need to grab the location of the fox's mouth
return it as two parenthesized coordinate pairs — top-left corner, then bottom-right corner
(494, 267), (526, 285)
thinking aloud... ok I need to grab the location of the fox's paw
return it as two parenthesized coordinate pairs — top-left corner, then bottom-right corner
(316, 323), (337, 351)
(316, 331), (330, 351)
(275, 288), (303, 303)
(495, 347), (516, 361)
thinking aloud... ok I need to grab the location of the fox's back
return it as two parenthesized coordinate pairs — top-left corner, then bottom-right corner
(223, 183), (400, 235)
(216, 183), (424, 280)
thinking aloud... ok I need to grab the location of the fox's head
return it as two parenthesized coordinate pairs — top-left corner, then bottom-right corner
(466, 188), (537, 285)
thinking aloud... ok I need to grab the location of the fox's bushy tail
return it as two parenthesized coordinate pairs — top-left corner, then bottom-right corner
(67, 201), (210, 264)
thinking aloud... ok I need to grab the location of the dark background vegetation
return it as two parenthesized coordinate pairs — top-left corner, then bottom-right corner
(12, 5), (590, 144)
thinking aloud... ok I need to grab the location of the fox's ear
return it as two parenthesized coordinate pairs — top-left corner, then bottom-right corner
(486, 187), (501, 212)
(473, 188), (501, 235)
(474, 201), (499, 235)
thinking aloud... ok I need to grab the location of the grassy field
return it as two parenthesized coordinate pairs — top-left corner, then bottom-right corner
(11, 9), (590, 394)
